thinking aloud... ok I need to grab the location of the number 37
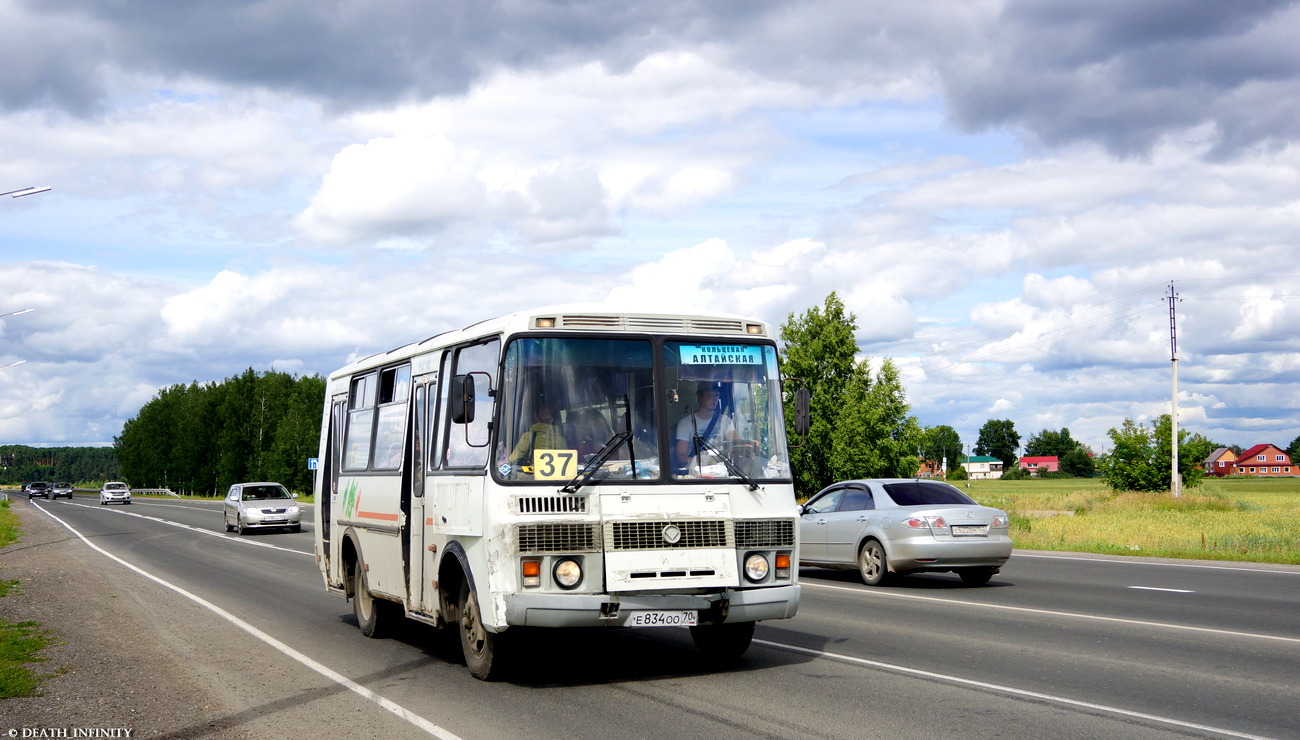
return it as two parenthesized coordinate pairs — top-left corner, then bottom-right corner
(533, 449), (577, 480)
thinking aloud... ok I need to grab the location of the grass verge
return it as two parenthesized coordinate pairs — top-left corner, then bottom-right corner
(965, 477), (1300, 564)
(0, 498), (18, 549)
(0, 580), (52, 698)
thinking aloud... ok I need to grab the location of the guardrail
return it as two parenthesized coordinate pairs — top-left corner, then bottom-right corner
(132, 488), (179, 498)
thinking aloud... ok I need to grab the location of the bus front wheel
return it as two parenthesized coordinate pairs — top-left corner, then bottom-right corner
(689, 621), (755, 661)
(458, 579), (506, 680)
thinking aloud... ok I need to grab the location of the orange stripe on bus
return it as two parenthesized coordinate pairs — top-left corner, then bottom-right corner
(358, 510), (400, 522)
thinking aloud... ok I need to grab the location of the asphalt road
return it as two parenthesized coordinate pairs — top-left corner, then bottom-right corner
(15, 494), (1300, 739)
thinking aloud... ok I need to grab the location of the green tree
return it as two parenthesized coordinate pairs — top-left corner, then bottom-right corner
(1101, 415), (1204, 492)
(974, 419), (1020, 470)
(919, 425), (963, 472)
(1059, 447), (1095, 477)
(829, 358), (922, 479)
(1024, 427), (1080, 458)
(780, 292), (862, 496)
(1181, 432), (1218, 476)
(115, 369), (325, 494)
(1286, 435), (1300, 462)
(780, 293), (921, 494)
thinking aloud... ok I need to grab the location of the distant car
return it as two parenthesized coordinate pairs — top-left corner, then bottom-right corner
(27, 481), (50, 499)
(100, 481), (131, 505)
(223, 482), (301, 534)
(799, 478), (1012, 586)
(52, 482), (73, 499)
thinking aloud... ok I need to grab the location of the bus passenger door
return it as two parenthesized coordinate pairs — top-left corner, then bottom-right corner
(408, 379), (430, 613)
(322, 395), (347, 575)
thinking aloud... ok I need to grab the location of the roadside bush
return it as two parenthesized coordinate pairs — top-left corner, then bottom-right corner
(1000, 466), (1028, 481)
(946, 466), (968, 481)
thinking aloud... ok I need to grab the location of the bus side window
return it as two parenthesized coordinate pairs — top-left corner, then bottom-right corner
(412, 383), (426, 496)
(442, 339), (500, 468)
(343, 373), (376, 470)
(371, 365), (411, 471)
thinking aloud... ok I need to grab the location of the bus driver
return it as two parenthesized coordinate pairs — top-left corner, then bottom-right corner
(675, 383), (738, 472)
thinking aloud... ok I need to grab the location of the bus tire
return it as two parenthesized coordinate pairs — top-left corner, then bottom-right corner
(458, 579), (505, 680)
(353, 559), (394, 638)
(689, 621), (755, 661)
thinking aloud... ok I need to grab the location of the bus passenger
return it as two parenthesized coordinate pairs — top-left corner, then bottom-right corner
(575, 408), (614, 460)
(509, 403), (567, 466)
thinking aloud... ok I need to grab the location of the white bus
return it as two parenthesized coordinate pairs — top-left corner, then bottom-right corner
(313, 305), (801, 679)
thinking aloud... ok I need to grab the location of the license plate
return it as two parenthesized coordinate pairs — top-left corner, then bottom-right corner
(951, 525), (988, 536)
(263, 518), (286, 523)
(626, 610), (698, 627)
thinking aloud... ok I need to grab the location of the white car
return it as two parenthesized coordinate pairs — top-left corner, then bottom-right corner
(100, 481), (131, 505)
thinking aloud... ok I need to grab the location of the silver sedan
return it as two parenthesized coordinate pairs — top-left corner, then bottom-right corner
(223, 482), (302, 534)
(799, 478), (1012, 586)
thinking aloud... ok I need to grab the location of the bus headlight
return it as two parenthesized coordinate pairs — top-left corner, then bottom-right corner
(744, 553), (770, 582)
(553, 558), (583, 589)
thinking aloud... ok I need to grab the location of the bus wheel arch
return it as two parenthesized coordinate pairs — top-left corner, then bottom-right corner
(438, 543), (508, 680)
(341, 532), (361, 600)
(342, 532), (397, 638)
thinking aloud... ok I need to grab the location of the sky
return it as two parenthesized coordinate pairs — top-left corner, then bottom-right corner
(2, 0), (1298, 457)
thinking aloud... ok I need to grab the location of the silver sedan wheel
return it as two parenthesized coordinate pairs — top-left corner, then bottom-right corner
(857, 540), (888, 586)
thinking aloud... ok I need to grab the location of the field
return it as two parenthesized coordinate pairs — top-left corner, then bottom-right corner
(965, 476), (1300, 564)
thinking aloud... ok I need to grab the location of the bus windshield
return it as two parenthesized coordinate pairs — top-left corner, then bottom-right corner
(666, 341), (790, 482)
(494, 336), (791, 485)
(496, 337), (657, 483)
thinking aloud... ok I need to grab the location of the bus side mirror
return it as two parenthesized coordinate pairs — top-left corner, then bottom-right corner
(794, 387), (810, 437)
(450, 374), (475, 424)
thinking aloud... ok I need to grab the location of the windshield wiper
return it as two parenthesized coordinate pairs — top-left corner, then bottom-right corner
(690, 434), (759, 491)
(560, 431), (631, 493)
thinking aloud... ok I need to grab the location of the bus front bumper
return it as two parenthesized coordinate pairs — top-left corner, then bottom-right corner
(502, 584), (800, 628)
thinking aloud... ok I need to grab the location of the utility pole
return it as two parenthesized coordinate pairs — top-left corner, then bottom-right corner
(1168, 282), (1181, 497)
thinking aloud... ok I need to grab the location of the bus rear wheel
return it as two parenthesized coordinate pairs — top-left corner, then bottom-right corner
(353, 559), (395, 638)
(458, 579), (506, 680)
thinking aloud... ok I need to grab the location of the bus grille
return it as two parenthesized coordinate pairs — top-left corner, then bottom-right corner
(518, 523), (600, 553)
(515, 495), (588, 514)
(606, 520), (731, 550)
(734, 519), (795, 548)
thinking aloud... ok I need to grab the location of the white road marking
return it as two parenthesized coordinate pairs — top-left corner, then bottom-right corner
(1128, 586), (1194, 593)
(32, 504), (461, 740)
(123, 498), (314, 513)
(753, 638), (1275, 740)
(58, 499), (310, 557)
(1016, 551), (1300, 575)
(802, 580), (1300, 644)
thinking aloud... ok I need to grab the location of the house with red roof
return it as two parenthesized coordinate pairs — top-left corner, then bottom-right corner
(1230, 444), (1294, 477)
(1017, 456), (1059, 476)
